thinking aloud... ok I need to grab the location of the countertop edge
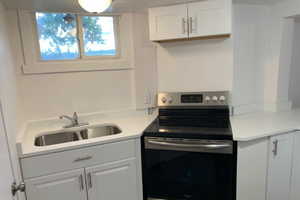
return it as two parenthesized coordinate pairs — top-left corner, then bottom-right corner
(19, 132), (144, 159)
(230, 109), (300, 142)
(233, 128), (298, 142)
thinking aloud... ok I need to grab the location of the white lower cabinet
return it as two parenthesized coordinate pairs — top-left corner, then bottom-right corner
(236, 138), (269, 200)
(86, 158), (139, 200)
(21, 139), (142, 200)
(25, 169), (87, 200)
(267, 133), (294, 200)
(290, 132), (300, 200)
(237, 132), (300, 200)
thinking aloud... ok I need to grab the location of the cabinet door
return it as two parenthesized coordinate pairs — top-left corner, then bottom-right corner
(25, 169), (87, 200)
(236, 138), (269, 200)
(149, 4), (188, 41)
(267, 133), (294, 200)
(86, 158), (139, 200)
(290, 132), (300, 200)
(188, 0), (232, 38)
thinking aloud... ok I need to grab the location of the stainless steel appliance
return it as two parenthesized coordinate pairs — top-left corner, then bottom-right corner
(142, 91), (236, 200)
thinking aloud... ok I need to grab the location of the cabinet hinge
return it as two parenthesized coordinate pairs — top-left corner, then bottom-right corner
(11, 181), (25, 196)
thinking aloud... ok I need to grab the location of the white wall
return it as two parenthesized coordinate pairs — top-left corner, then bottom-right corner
(261, 0), (300, 111)
(232, 4), (270, 114)
(132, 11), (157, 109)
(0, 1), (23, 193)
(7, 11), (139, 121)
(156, 38), (233, 92)
(232, 0), (300, 113)
(154, 3), (276, 115)
(276, 18), (294, 106)
(289, 21), (300, 108)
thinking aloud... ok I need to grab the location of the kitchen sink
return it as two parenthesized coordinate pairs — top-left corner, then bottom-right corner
(80, 125), (122, 139)
(34, 125), (122, 147)
(34, 131), (81, 146)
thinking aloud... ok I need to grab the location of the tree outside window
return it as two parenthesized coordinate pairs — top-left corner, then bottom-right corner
(35, 12), (117, 61)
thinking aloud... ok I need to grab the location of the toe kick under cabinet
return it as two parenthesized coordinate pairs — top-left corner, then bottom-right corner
(20, 139), (143, 200)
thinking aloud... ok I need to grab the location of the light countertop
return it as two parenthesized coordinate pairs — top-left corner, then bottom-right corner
(230, 108), (300, 141)
(17, 108), (300, 158)
(17, 109), (157, 158)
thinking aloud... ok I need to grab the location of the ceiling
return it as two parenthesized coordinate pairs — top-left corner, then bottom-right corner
(0, 0), (285, 13)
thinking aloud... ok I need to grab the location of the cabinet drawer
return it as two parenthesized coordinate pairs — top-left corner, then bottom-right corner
(21, 139), (136, 179)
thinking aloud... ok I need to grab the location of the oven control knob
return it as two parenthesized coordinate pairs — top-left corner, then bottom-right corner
(212, 96), (218, 102)
(219, 96), (226, 103)
(168, 97), (173, 104)
(205, 96), (211, 102)
(161, 97), (167, 103)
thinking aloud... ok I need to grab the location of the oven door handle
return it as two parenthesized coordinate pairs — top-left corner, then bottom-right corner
(147, 140), (231, 149)
(145, 139), (233, 154)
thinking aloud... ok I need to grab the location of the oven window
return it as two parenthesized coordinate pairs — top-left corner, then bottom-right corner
(144, 149), (236, 200)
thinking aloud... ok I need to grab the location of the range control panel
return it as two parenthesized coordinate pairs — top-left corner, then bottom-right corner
(158, 91), (229, 107)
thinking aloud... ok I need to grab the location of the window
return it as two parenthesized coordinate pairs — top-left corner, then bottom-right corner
(35, 12), (118, 61)
(19, 11), (131, 74)
(82, 16), (117, 57)
(36, 13), (79, 60)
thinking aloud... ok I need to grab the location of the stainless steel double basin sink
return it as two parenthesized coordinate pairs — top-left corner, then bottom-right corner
(35, 125), (122, 147)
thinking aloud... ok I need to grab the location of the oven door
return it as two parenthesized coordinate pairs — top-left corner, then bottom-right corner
(142, 137), (236, 200)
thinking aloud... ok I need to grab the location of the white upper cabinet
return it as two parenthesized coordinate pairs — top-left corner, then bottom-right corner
(148, 0), (232, 41)
(267, 133), (294, 200)
(25, 169), (87, 200)
(149, 4), (188, 41)
(188, 0), (231, 38)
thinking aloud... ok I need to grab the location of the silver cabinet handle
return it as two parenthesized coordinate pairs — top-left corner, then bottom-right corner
(189, 17), (197, 34)
(272, 139), (279, 156)
(87, 173), (92, 189)
(182, 18), (187, 34)
(189, 17), (193, 33)
(79, 174), (84, 191)
(73, 156), (92, 162)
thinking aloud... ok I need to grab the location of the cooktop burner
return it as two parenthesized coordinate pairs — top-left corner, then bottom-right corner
(143, 91), (232, 140)
(144, 119), (232, 140)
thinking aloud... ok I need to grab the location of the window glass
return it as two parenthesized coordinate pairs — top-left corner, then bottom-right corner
(35, 13), (79, 60)
(82, 16), (117, 56)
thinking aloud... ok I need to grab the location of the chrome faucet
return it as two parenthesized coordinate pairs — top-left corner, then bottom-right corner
(59, 112), (88, 128)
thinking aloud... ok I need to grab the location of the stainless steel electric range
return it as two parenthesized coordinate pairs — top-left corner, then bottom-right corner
(141, 91), (237, 200)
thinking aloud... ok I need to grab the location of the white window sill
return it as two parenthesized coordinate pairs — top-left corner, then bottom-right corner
(22, 60), (133, 74)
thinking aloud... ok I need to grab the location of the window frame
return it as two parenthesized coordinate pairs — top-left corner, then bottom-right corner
(77, 14), (121, 60)
(33, 12), (121, 62)
(18, 10), (133, 74)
